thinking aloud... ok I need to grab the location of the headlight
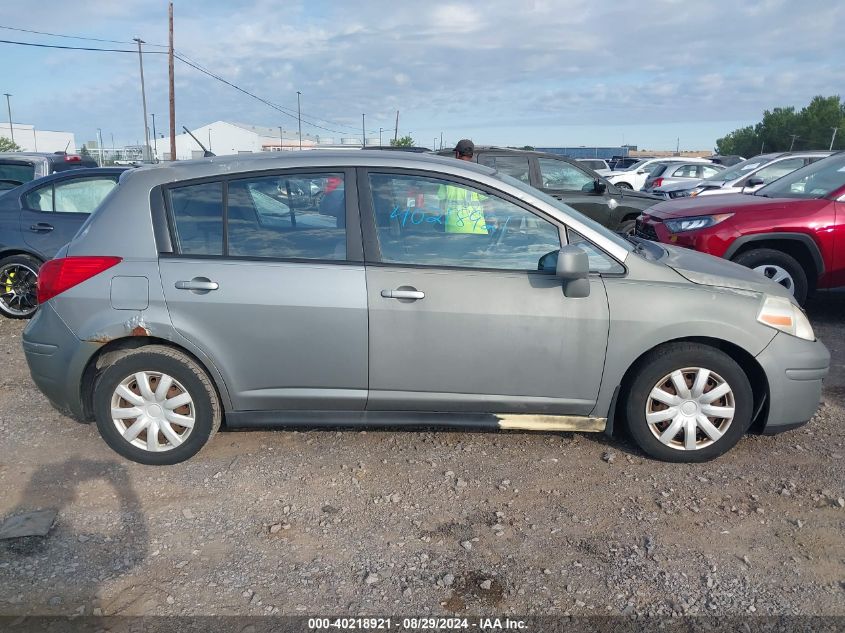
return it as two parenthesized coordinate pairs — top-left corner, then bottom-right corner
(757, 295), (815, 341)
(663, 213), (733, 233)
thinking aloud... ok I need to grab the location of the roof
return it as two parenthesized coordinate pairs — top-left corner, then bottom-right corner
(126, 150), (495, 187)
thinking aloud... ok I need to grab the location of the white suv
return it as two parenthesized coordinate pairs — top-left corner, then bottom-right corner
(604, 157), (713, 191)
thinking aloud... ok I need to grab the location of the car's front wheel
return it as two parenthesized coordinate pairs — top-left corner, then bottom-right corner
(615, 182), (633, 190)
(0, 254), (41, 319)
(93, 346), (221, 465)
(624, 343), (753, 462)
(732, 248), (809, 305)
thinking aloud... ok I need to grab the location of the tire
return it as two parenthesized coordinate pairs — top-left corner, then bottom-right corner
(624, 343), (753, 463)
(615, 182), (633, 190)
(93, 345), (221, 465)
(0, 254), (41, 319)
(732, 248), (809, 305)
(617, 218), (637, 235)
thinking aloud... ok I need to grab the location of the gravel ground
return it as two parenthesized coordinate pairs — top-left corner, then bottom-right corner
(0, 294), (843, 618)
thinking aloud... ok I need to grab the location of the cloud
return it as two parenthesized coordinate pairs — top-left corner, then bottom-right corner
(3, 0), (843, 147)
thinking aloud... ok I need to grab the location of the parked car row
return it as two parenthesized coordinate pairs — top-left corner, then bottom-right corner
(21, 150), (829, 465)
(636, 151), (845, 305)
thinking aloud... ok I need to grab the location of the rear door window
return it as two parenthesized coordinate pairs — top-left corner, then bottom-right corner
(537, 158), (593, 190)
(478, 155), (531, 183)
(227, 173), (346, 260)
(0, 162), (35, 185)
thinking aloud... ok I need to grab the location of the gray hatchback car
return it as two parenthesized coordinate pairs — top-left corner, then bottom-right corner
(23, 152), (829, 465)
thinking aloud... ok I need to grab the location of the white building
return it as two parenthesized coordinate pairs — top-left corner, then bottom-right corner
(0, 122), (75, 153)
(158, 121), (323, 161)
(155, 121), (378, 160)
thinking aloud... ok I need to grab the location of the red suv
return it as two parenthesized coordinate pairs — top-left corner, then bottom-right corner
(636, 152), (845, 305)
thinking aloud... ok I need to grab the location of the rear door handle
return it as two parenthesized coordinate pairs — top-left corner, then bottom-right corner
(29, 222), (54, 232)
(175, 278), (219, 293)
(381, 288), (425, 300)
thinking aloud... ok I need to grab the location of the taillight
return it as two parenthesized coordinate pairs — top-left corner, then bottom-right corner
(652, 177), (664, 188)
(37, 256), (121, 304)
(64, 154), (82, 162)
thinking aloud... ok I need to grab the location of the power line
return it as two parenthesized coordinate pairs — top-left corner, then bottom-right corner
(0, 24), (168, 47)
(0, 34), (385, 139)
(0, 38), (167, 53)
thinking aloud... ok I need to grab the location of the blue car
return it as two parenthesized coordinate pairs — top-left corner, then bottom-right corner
(0, 167), (126, 318)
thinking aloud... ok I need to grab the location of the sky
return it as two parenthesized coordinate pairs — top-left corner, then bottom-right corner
(1, 0), (844, 151)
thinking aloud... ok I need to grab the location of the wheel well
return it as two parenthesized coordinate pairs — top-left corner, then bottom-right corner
(730, 239), (820, 292)
(79, 336), (226, 423)
(621, 212), (640, 222)
(0, 249), (44, 264)
(612, 336), (770, 436)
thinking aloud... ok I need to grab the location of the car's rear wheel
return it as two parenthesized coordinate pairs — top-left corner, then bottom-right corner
(732, 248), (808, 305)
(624, 343), (753, 462)
(0, 254), (41, 319)
(615, 182), (633, 190)
(93, 346), (221, 465)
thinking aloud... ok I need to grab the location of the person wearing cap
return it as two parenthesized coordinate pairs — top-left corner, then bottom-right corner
(440, 139), (488, 233)
(454, 139), (474, 161)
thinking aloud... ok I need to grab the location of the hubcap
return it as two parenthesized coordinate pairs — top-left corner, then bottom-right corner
(645, 367), (735, 451)
(110, 371), (196, 452)
(0, 264), (38, 316)
(753, 264), (795, 294)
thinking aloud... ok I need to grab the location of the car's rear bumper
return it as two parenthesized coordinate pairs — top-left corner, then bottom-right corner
(756, 332), (830, 433)
(22, 302), (99, 422)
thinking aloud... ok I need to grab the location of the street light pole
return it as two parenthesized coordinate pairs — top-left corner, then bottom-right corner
(150, 113), (157, 161)
(278, 126), (283, 152)
(789, 134), (799, 151)
(97, 128), (104, 166)
(132, 38), (151, 162)
(362, 114), (366, 148)
(831, 127), (839, 151)
(3, 94), (14, 145)
(379, 127), (383, 146)
(296, 91), (302, 150)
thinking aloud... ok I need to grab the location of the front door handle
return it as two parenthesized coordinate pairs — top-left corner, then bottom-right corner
(175, 278), (219, 293)
(381, 288), (425, 300)
(29, 222), (54, 232)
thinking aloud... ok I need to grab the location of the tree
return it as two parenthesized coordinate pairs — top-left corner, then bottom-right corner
(0, 136), (20, 152)
(716, 95), (845, 156)
(390, 135), (414, 147)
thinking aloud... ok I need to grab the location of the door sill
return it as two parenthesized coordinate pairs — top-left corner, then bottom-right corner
(225, 410), (606, 433)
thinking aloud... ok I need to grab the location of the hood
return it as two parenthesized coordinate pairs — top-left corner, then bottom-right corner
(644, 193), (790, 219)
(659, 243), (792, 298)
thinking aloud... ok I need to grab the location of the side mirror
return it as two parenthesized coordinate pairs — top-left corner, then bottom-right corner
(637, 169), (647, 175)
(556, 245), (591, 298)
(593, 179), (607, 194)
(744, 176), (764, 190)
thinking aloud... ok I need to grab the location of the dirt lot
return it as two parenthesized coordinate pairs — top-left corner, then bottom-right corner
(1, 295), (843, 619)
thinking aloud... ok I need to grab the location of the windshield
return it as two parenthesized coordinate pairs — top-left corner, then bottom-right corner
(623, 159), (652, 172)
(755, 153), (845, 199)
(703, 154), (780, 183)
(495, 172), (633, 252)
(0, 161), (36, 185)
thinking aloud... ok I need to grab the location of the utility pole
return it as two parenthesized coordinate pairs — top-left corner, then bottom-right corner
(394, 110), (399, 143)
(789, 134), (799, 151)
(831, 127), (839, 151)
(362, 114), (366, 148)
(676, 137), (680, 155)
(3, 94), (13, 145)
(168, 2), (176, 161)
(278, 126), (283, 152)
(150, 113), (157, 161)
(97, 128), (104, 166)
(440, 132), (443, 151)
(296, 91), (302, 150)
(133, 37), (151, 162)
(379, 127), (383, 146)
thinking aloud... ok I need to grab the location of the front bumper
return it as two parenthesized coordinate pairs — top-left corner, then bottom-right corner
(755, 332), (830, 433)
(22, 302), (100, 422)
